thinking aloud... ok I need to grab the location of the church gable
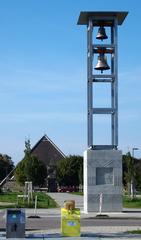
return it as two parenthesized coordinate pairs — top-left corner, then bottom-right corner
(31, 135), (65, 166)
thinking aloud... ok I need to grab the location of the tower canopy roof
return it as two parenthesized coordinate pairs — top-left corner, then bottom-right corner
(77, 11), (128, 26)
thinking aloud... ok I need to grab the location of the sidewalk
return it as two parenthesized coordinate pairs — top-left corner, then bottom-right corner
(23, 207), (141, 219)
(47, 192), (141, 219)
(47, 192), (84, 210)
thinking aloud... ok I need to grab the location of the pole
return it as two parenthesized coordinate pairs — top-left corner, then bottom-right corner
(99, 193), (103, 215)
(34, 195), (37, 216)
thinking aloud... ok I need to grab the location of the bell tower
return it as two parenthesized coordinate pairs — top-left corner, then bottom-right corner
(77, 12), (128, 212)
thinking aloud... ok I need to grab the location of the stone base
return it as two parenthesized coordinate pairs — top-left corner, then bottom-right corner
(84, 149), (122, 213)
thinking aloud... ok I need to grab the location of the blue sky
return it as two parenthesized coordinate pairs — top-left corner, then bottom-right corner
(0, 0), (141, 163)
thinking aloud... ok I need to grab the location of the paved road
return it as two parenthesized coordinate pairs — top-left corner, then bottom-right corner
(1, 208), (141, 235)
(1, 193), (141, 239)
(1, 209), (141, 230)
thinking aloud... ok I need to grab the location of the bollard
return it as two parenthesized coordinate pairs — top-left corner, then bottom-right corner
(99, 192), (103, 215)
(34, 195), (37, 216)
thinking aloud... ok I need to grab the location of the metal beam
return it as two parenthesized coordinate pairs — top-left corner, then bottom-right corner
(93, 79), (113, 83)
(93, 44), (115, 49)
(93, 108), (115, 114)
(91, 145), (117, 150)
(92, 74), (115, 79)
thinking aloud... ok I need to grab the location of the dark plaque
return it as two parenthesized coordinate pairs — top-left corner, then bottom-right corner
(96, 167), (113, 185)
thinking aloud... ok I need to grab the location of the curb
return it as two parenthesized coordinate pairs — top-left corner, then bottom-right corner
(83, 216), (141, 220)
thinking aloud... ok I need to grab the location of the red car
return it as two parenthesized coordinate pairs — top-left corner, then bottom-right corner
(57, 186), (77, 192)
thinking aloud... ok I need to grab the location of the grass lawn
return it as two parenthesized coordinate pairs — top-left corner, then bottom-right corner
(123, 195), (141, 208)
(2, 191), (141, 209)
(128, 229), (141, 234)
(0, 192), (58, 209)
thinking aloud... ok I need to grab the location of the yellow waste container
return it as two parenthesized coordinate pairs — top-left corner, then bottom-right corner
(61, 208), (80, 237)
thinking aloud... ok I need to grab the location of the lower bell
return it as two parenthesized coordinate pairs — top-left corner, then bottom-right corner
(94, 54), (110, 73)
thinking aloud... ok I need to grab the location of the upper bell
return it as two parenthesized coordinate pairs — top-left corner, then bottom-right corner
(96, 26), (108, 40)
(94, 54), (110, 73)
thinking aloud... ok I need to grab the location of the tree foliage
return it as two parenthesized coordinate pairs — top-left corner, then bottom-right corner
(56, 155), (83, 187)
(15, 139), (47, 187)
(123, 152), (134, 196)
(135, 160), (141, 191)
(0, 154), (14, 181)
(123, 152), (134, 183)
(123, 152), (141, 196)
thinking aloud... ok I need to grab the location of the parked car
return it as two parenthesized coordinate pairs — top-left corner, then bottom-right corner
(57, 186), (78, 193)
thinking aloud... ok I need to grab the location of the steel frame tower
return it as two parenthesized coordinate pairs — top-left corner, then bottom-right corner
(78, 12), (128, 150)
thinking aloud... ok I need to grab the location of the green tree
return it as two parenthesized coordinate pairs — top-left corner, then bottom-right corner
(15, 159), (26, 184)
(123, 152), (136, 198)
(56, 155), (83, 187)
(135, 160), (141, 192)
(15, 139), (47, 186)
(123, 153), (141, 196)
(0, 154), (14, 182)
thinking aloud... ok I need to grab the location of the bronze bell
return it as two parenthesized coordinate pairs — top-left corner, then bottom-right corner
(96, 26), (108, 40)
(94, 54), (110, 73)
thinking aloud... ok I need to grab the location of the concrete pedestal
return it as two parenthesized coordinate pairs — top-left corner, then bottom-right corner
(84, 149), (122, 213)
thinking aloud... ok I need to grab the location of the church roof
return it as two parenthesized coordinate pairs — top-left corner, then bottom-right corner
(31, 134), (66, 166)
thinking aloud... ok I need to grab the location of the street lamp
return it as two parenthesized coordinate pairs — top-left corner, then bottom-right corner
(132, 148), (139, 158)
(131, 147), (139, 199)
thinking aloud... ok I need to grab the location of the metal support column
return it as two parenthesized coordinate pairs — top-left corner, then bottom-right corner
(87, 19), (93, 147)
(114, 18), (118, 147)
